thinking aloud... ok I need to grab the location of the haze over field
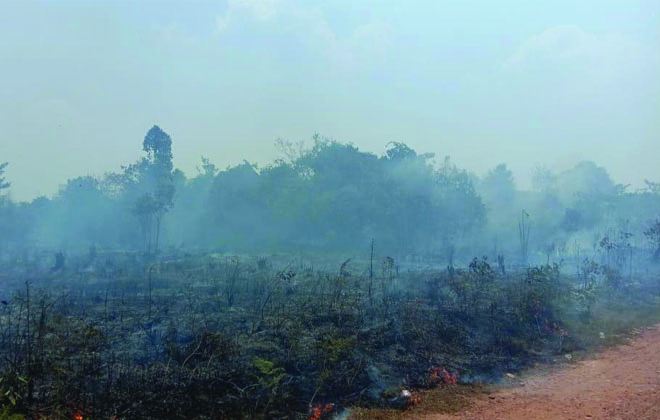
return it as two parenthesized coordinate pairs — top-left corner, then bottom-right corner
(3, 3), (660, 420)
(1, 0), (659, 202)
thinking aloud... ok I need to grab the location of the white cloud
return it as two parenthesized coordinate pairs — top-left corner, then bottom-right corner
(504, 25), (598, 68)
(215, 0), (287, 34)
(502, 25), (660, 88)
(231, 0), (282, 21)
(214, 0), (390, 69)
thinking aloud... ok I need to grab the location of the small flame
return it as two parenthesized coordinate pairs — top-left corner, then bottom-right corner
(429, 366), (458, 385)
(405, 391), (422, 409)
(73, 413), (83, 420)
(308, 403), (334, 420)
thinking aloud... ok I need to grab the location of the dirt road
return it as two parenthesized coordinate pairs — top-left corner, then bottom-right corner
(420, 324), (660, 420)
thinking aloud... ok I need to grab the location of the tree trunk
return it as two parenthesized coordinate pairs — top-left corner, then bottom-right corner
(155, 214), (161, 254)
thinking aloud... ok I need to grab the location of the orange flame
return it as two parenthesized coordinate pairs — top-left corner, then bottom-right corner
(73, 413), (83, 420)
(429, 366), (458, 386)
(308, 403), (334, 420)
(406, 391), (422, 409)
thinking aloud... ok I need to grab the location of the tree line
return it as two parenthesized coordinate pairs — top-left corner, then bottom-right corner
(1, 126), (659, 263)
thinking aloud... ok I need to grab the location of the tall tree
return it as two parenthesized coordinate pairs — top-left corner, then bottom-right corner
(143, 125), (174, 174)
(0, 162), (9, 193)
(644, 219), (660, 261)
(133, 126), (175, 253)
(0, 162), (13, 253)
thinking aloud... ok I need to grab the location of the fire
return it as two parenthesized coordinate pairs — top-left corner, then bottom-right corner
(405, 391), (422, 409)
(73, 413), (83, 420)
(429, 366), (459, 386)
(307, 403), (334, 420)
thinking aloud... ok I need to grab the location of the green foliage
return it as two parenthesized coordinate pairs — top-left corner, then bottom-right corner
(468, 257), (495, 284)
(571, 284), (599, 319)
(190, 138), (486, 253)
(319, 335), (356, 364)
(142, 125), (173, 174)
(0, 376), (26, 407)
(252, 357), (286, 394)
(0, 404), (24, 420)
(521, 264), (562, 321)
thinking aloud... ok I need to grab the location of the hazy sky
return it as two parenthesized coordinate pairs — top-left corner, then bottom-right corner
(1, 0), (658, 202)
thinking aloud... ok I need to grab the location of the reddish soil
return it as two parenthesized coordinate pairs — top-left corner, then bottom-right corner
(419, 324), (660, 420)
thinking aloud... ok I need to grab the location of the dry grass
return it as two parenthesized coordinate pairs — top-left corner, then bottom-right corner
(348, 385), (486, 420)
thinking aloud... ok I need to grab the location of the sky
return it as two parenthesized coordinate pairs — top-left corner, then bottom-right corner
(1, 0), (658, 202)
